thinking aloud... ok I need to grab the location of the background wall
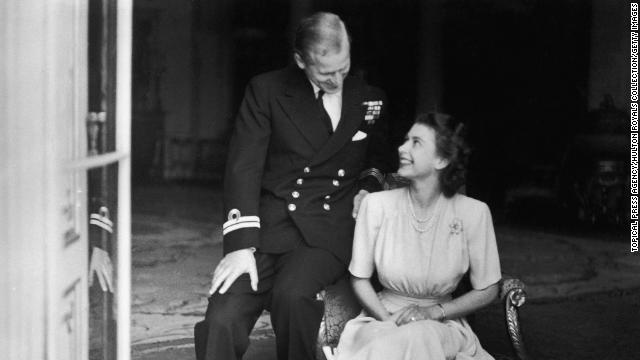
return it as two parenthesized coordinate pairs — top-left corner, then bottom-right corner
(131, 0), (629, 221)
(589, 0), (630, 109)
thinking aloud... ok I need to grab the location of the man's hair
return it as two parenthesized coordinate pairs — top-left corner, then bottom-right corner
(414, 112), (470, 198)
(293, 12), (350, 63)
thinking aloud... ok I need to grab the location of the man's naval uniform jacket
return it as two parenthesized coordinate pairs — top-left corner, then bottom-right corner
(222, 66), (392, 264)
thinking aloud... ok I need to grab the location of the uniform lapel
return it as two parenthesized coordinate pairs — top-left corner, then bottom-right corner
(276, 68), (330, 151)
(310, 76), (363, 166)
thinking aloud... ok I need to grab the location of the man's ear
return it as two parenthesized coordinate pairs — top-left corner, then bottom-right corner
(435, 157), (449, 170)
(294, 52), (306, 70)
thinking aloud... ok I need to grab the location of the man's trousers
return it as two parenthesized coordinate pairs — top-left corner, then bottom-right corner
(194, 245), (346, 360)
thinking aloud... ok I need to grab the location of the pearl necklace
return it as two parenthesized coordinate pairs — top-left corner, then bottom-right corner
(407, 189), (441, 233)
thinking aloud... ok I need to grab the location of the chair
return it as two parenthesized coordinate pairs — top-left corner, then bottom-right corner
(315, 276), (528, 360)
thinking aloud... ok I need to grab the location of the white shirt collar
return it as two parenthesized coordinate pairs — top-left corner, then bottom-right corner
(309, 81), (342, 98)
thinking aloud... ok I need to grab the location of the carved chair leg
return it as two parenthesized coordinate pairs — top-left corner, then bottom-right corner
(502, 279), (529, 360)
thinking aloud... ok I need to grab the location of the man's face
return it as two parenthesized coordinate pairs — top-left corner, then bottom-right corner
(295, 46), (351, 94)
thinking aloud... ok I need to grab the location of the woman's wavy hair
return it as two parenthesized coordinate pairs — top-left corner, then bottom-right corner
(414, 112), (470, 197)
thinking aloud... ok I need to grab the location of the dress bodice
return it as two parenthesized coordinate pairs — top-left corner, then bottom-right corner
(349, 188), (501, 310)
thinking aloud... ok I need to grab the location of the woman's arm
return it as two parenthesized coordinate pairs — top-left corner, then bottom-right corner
(395, 282), (499, 326)
(351, 275), (391, 321)
(437, 282), (498, 319)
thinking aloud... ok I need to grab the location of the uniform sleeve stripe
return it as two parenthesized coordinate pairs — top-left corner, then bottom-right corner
(90, 219), (114, 233)
(223, 221), (261, 235)
(90, 213), (114, 227)
(223, 215), (260, 230)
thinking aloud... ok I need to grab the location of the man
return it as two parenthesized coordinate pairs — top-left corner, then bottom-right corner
(194, 12), (391, 360)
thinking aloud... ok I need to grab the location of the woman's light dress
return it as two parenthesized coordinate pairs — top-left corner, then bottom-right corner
(335, 188), (501, 360)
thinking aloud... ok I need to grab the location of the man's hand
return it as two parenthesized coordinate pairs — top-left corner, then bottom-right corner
(352, 190), (369, 218)
(209, 248), (258, 295)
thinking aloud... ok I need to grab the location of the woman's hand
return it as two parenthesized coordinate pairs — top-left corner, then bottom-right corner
(392, 304), (442, 326)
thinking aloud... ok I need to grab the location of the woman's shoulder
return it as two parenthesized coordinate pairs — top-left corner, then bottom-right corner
(449, 193), (491, 217)
(365, 188), (406, 207)
(360, 188), (406, 218)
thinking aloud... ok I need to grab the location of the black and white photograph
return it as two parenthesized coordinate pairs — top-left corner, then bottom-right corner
(1, 1), (638, 360)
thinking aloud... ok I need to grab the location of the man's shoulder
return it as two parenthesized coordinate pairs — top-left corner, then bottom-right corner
(345, 75), (386, 100)
(241, 67), (303, 100)
(249, 66), (299, 87)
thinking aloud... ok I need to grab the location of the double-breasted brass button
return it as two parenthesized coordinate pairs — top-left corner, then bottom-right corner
(288, 204), (297, 211)
(325, 195), (331, 200)
(323, 203), (331, 211)
(332, 180), (340, 187)
(303, 167), (310, 174)
(338, 169), (345, 177)
(292, 191), (300, 198)
(296, 178), (304, 185)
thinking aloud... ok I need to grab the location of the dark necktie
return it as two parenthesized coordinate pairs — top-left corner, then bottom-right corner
(317, 90), (334, 134)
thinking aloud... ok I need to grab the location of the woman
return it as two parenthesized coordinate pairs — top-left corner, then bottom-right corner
(334, 113), (501, 360)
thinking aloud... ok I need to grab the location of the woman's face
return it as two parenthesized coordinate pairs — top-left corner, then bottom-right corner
(397, 123), (448, 180)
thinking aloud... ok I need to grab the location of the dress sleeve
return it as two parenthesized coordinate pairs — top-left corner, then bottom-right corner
(467, 202), (502, 290)
(348, 195), (382, 278)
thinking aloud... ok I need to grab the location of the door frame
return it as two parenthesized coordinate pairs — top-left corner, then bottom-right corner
(0, 0), (132, 359)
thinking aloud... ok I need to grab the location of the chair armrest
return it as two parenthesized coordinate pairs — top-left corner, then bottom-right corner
(315, 278), (362, 360)
(500, 277), (529, 360)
